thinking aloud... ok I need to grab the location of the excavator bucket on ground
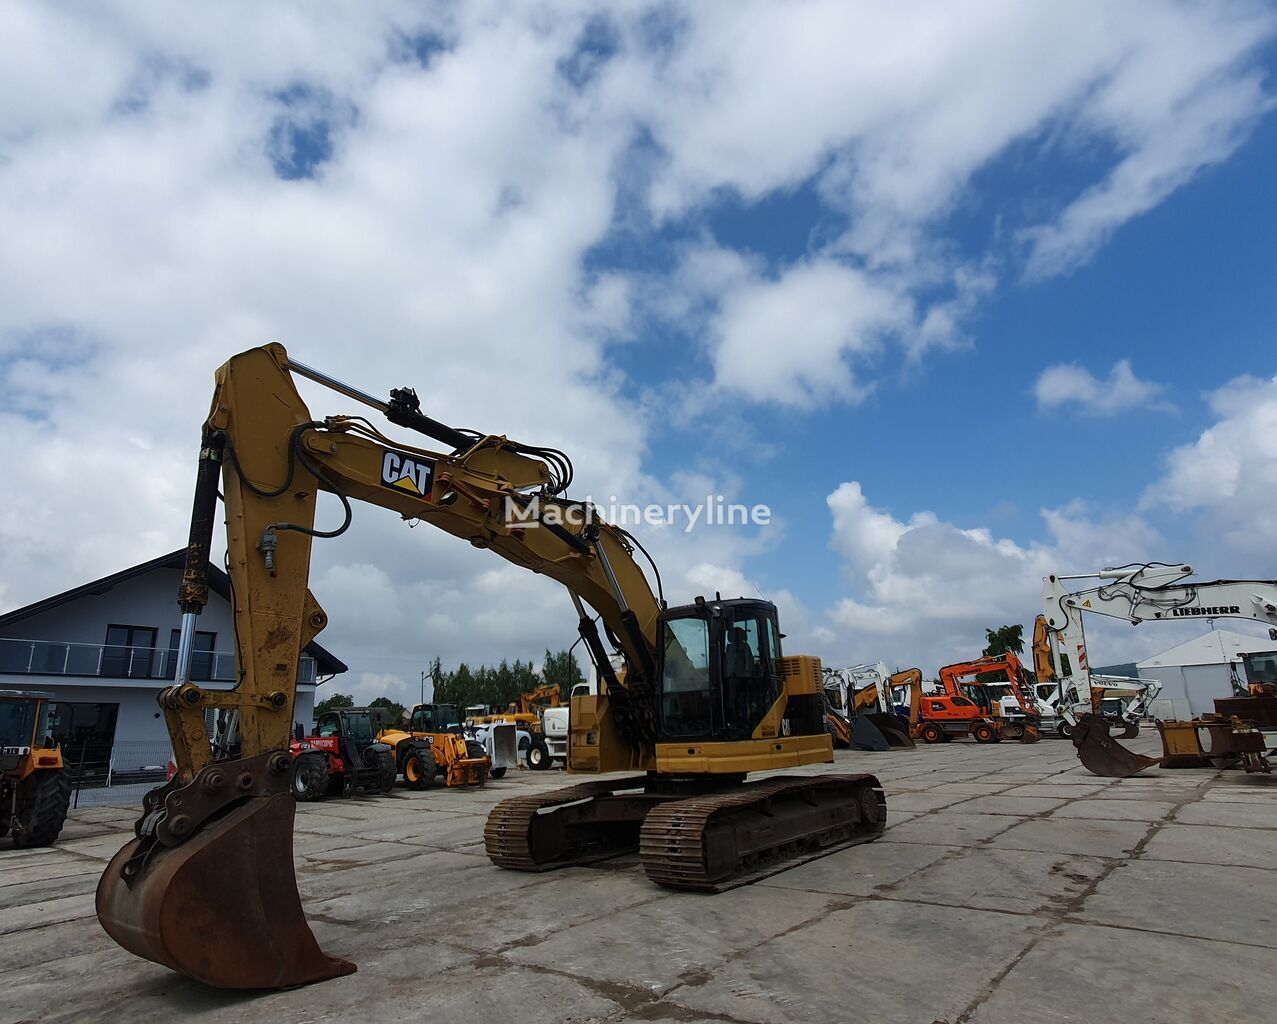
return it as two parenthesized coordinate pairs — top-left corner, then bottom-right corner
(1071, 713), (1160, 778)
(852, 712), (915, 751)
(96, 755), (355, 989)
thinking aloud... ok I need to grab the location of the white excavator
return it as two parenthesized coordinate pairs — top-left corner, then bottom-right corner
(821, 663), (917, 750)
(1040, 562), (1277, 776)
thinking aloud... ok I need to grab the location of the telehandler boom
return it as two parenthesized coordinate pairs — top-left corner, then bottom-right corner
(96, 344), (885, 990)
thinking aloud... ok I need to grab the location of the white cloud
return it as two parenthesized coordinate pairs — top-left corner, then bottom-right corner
(820, 482), (1168, 674)
(1142, 374), (1277, 556)
(0, 2), (1273, 690)
(1034, 359), (1171, 416)
(710, 260), (911, 404)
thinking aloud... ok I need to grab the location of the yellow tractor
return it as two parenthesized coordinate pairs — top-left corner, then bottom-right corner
(1, 690), (73, 848)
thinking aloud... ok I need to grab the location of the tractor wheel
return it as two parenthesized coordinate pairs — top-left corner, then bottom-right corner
(490, 767), (508, 780)
(403, 749), (437, 790)
(919, 723), (945, 744)
(526, 737), (551, 770)
(1120, 721), (1140, 740)
(291, 754), (329, 802)
(12, 769), (71, 848)
(465, 739), (487, 761)
(973, 723), (997, 744)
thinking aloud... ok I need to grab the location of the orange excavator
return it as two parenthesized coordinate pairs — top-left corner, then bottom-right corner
(95, 344), (886, 990)
(913, 653), (1041, 744)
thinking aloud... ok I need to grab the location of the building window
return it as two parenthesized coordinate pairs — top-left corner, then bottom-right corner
(102, 625), (158, 678)
(166, 629), (217, 681)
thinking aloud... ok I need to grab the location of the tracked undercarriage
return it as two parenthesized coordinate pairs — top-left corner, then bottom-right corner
(485, 772), (885, 891)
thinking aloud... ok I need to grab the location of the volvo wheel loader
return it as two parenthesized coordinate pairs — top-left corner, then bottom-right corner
(95, 344), (885, 990)
(2, 690), (73, 847)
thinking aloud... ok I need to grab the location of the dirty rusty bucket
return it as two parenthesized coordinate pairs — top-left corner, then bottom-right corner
(97, 772), (355, 989)
(1071, 713), (1159, 778)
(852, 712), (916, 751)
(1019, 723), (1041, 744)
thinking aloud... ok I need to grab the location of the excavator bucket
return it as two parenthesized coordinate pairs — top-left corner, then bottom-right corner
(97, 790), (355, 989)
(1019, 723), (1040, 744)
(851, 713), (915, 751)
(1071, 713), (1160, 778)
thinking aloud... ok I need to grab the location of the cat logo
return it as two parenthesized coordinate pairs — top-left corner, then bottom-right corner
(381, 450), (434, 499)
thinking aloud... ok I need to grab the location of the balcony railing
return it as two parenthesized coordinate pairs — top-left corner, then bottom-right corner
(0, 638), (317, 685)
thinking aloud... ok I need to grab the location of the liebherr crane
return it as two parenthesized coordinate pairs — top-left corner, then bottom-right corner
(1041, 563), (1277, 776)
(95, 344), (885, 990)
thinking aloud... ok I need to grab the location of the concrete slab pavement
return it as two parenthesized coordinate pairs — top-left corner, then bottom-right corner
(3, 733), (1275, 1024)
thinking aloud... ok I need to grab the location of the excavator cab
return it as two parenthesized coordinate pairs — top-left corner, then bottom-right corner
(658, 598), (782, 743)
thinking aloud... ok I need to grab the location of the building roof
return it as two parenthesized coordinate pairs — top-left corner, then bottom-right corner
(0, 550), (347, 676)
(1137, 629), (1274, 671)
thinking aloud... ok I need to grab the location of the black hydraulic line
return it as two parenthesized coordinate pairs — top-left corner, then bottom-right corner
(177, 431), (225, 615)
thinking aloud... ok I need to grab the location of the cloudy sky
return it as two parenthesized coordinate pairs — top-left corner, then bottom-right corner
(2, 1), (1275, 706)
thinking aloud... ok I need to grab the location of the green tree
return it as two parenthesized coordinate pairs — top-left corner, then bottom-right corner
(542, 648), (585, 698)
(979, 624), (1027, 685)
(369, 696), (406, 723)
(982, 624), (1025, 657)
(314, 692), (354, 716)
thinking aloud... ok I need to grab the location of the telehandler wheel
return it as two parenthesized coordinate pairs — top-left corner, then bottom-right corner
(1120, 722), (1140, 740)
(12, 768), (71, 848)
(490, 767), (508, 779)
(919, 723), (945, 744)
(403, 749), (436, 790)
(973, 723), (997, 744)
(291, 754), (329, 802)
(1057, 722), (1073, 739)
(526, 737), (551, 769)
(375, 750), (396, 794)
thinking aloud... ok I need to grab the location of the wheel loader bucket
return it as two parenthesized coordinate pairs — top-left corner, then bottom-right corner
(96, 790), (355, 989)
(1071, 713), (1159, 778)
(852, 713), (915, 751)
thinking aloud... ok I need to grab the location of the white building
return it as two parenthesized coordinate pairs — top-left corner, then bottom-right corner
(1137, 629), (1273, 719)
(0, 550), (346, 775)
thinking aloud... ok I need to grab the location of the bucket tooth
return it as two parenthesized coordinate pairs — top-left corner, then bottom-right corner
(97, 791), (355, 989)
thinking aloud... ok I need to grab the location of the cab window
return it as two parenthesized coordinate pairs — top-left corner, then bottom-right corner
(317, 714), (340, 738)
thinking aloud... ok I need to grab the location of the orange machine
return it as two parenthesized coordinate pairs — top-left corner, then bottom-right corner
(914, 653), (1041, 744)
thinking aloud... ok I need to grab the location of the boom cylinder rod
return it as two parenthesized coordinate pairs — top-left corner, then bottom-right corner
(172, 432), (226, 687)
(286, 358), (390, 413)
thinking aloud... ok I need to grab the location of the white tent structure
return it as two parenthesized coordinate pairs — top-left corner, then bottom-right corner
(1137, 629), (1274, 718)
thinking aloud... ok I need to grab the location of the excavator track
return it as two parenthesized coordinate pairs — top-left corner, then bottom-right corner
(639, 774), (885, 892)
(484, 774), (652, 871)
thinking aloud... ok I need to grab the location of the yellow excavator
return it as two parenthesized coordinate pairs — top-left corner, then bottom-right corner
(95, 344), (886, 990)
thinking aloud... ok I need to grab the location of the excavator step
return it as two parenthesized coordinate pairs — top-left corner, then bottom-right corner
(639, 774), (885, 891)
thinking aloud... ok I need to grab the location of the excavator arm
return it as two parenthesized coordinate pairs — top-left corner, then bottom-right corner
(1042, 563), (1277, 777)
(96, 344), (664, 988)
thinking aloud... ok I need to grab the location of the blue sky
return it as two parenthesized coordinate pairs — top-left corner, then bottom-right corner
(1, 3), (1275, 704)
